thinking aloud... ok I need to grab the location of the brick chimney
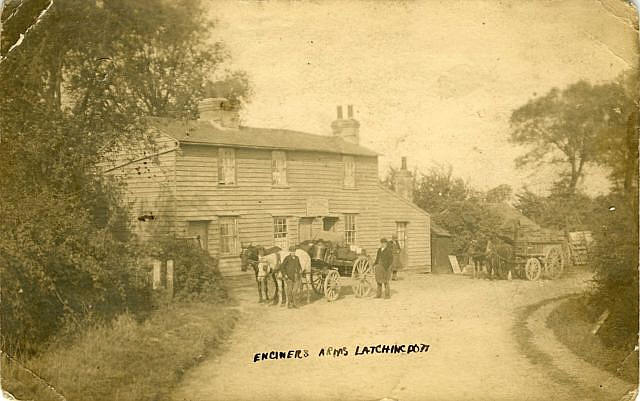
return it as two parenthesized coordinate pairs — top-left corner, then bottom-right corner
(396, 157), (413, 202)
(331, 104), (360, 144)
(198, 98), (240, 129)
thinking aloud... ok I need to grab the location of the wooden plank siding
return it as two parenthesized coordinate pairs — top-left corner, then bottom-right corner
(101, 132), (178, 239)
(170, 144), (430, 277)
(376, 185), (431, 273)
(101, 131), (431, 278)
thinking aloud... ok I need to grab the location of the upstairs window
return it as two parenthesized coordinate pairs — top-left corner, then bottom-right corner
(344, 214), (357, 245)
(343, 156), (355, 188)
(218, 148), (236, 185)
(273, 217), (288, 249)
(272, 151), (287, 186)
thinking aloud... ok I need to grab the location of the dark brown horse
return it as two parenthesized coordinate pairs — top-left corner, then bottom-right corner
(485, 239), (515, 280)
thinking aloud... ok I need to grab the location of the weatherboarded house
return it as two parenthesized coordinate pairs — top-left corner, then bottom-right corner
(102, 100), (431, 276)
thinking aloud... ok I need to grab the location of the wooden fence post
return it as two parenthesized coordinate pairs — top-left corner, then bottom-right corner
(166, 259), (174, 298)
(152, 259), (162, 289)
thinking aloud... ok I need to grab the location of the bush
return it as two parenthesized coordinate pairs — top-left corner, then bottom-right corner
(589, 194), (638, 349)
(149, 235), (229, 302)
(0, 182), (153, 357)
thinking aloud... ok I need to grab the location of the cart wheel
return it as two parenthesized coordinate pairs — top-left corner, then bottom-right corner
(524, 258), (542, 281)
(324, 270), (340, 302)
(545, 247), (564, 279)
(351, 257), (374, 298)
(310, 269), (324, 295)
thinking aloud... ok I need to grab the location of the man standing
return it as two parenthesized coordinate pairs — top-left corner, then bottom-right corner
(390, 234), (403, 281)
(281, 245), (302, 308)
(374, 238), (393, 299)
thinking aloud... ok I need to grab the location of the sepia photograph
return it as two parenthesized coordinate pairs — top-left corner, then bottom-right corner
(0, 0), (639, 400)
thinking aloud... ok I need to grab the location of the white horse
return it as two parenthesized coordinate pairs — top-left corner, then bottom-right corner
(258, 251), (287, 306)
(259, 248), (312, 306)
(295, 249), (312, 304)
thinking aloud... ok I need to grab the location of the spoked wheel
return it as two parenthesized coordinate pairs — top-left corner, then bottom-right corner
(323, 270), (341, 302)
(351, 257), (374, 298)
(310, 269), (324, 295)
(524, 257), (542, 281)
(544, 247), (564, 279)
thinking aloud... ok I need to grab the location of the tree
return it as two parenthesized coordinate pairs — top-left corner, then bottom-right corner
(594, 72), (639, 199)
(510, 80), (631, 194)
(0, 0), (249, 354)
(413, 164), (469, 214)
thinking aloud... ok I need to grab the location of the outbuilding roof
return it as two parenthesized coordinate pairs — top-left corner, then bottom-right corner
(431, 222), (452, 237)
(149, 117), (378, 157)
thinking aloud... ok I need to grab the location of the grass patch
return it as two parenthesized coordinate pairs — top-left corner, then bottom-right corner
(547, 296), (638, 384)
(2, 302), (239, 401)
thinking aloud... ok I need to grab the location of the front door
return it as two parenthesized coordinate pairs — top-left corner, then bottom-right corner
(187, 221), (209, 251)
(299, 218), (314, 242)
(396, 222), (408, 267)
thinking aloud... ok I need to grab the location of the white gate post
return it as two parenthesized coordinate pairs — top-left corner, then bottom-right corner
(166, 260), (174, 298)
(152, 259), (162, 289)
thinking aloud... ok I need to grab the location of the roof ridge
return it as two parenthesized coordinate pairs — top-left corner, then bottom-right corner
(147, 118), (379, 157)
(377, 184), (430, 218)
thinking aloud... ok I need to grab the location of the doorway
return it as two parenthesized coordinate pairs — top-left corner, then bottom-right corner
(299, 218), (314, 242)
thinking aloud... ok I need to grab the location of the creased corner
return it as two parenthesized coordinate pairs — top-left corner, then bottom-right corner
(0, 0), (55, 64)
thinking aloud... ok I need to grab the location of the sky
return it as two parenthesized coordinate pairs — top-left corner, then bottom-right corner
(207, 0), (638, 195)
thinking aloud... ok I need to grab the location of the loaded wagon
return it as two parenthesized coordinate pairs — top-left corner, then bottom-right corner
(487, 223), (569, 281)
(515, 239), (565, 280)
(300, 240), (375, 301)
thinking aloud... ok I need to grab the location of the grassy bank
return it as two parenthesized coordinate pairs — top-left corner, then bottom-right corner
(2, 302), (239, 401)
(547, 296), (638, 384)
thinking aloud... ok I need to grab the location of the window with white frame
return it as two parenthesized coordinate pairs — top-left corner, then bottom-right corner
(271, 151), (287, 186)
(218, 148), (236, 185)
(219, 217), (238, 256)
(344, 214), (357, 245)
(343, 156), (355, 188)
(396, 222), (407, 249)
(273, 217), (288, 249)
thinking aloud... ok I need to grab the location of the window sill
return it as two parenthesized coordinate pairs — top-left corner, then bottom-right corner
(216, 184), (239, 189)
(271, 185), (290, 189)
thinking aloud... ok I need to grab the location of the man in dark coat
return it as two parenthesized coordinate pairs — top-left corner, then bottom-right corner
(280, 245), (302, 308)
(374, 238), (393, 299)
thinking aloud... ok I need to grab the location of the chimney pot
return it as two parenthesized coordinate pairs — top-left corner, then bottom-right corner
(198, 97), (239, 129)
(337, 105), (343, 119)
(347, 105), (353, 118)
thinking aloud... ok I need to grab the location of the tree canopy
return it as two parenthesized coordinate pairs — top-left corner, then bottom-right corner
(509, 78), (635, 194)
(0, 0), (250, 354)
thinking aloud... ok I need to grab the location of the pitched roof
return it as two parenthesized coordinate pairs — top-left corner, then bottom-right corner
(431, 222), (452, 237)
(148, 117), (378, 157)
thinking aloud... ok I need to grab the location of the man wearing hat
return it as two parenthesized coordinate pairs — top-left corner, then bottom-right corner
(374, 238), (393, 299)
(281, 245), (303, 308)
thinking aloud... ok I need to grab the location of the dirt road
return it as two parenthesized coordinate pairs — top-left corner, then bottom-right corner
(171, 272), (635, 401)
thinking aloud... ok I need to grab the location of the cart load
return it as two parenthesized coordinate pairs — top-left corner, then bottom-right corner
(299, 239), (374, 301)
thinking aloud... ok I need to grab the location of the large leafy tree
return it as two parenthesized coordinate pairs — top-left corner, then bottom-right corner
(0, 0), (249, 354)
(510, 80), (633, 194)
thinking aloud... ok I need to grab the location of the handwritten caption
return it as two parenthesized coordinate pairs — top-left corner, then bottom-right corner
(253, 344), (430, 363)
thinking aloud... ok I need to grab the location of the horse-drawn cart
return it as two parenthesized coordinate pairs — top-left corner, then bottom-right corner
(514, 240), (565, 280)
(302, 241), (375, 301)
(486, 228), (568, 281)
